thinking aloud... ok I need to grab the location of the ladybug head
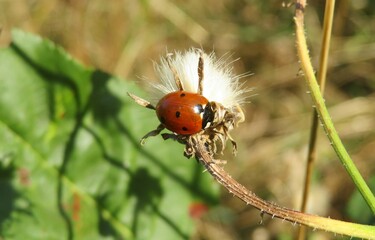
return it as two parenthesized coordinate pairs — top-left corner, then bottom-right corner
(202, 101), (226, 130)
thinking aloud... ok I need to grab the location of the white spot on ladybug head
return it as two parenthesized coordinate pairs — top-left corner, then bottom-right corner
(193, 104), (204, 114)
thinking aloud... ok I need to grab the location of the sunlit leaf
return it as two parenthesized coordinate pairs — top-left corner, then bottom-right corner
(0, 29), (219, 240)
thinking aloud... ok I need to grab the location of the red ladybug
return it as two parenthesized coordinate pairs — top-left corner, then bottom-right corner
(156, 91), (213, 135)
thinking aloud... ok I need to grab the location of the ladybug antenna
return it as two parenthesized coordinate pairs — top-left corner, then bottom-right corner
(197, 50), (204, 95)
(166, 53), (184, 91)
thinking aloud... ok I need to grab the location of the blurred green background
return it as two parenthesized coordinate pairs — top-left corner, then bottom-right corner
(1, 0), (375, 239)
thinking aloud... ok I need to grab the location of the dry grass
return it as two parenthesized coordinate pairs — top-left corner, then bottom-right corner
(1, 0), (375, 239)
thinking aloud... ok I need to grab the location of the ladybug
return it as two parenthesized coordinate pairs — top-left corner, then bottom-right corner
(128, 48), (245, 157)
(156, 91), (214, 135)
(128, 50), (215, 141)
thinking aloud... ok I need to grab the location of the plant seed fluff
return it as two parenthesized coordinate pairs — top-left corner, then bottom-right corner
(150, 48), (249, 110)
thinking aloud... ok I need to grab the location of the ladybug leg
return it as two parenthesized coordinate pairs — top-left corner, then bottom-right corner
(197, 49), (204, 95)
(166, 54), (184, 91)
(160, 133), (180, 142)
(140, 124), (165, 145)
(127, 92), (156, 110)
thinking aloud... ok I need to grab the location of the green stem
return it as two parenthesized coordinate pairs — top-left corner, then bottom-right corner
(298, 1), (336, 239)
(294, 3), (375, 213)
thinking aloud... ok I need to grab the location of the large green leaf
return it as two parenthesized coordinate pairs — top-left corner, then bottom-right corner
(0, 29), (219, 240)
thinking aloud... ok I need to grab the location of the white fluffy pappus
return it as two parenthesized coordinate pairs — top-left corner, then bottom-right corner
(149, 48), (250, 109)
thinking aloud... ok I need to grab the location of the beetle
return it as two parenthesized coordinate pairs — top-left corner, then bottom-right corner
(155, 91), (213, 135)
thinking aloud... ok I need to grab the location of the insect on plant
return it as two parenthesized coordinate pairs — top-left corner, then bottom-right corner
(128, 48), (249, 159)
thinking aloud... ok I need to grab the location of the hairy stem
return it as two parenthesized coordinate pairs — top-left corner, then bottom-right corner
(294, 0), (375, 213)
(193, 139), (375, 239)
(298, 0), (336, 239)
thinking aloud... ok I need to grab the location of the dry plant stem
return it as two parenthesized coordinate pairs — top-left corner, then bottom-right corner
(294, 0), (375, 213)
(193, 139), (375, 239)
(297, 113), (319, 240)
(298, 0), (336, 239)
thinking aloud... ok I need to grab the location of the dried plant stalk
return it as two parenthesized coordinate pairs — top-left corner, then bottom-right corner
(192, 136), (375, 239)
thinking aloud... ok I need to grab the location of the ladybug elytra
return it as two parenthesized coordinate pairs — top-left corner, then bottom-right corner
(156, 91), (214, 135)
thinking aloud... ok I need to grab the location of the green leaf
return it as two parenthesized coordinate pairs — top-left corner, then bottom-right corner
(0, 29), (219, 240)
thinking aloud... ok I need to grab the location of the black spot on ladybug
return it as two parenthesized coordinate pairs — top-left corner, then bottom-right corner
(182, 127), (188, 131)
(180, 93), (186, 97)
(160, 116), (166, 124)
(175, 111), (181, 118)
